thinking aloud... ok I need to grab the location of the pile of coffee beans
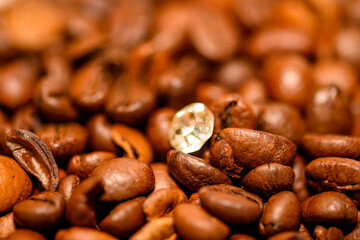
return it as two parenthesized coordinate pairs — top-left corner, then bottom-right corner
(1, 0), (360, 239)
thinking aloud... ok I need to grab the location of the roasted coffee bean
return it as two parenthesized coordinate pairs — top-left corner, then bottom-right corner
(174, 203), (230, 240)
(10, 105), (41, 132)
(0, 212), (16, 239)
(90, 158), (155, 202)
(167, 150), (232, 191)
(70, 59), (113, 112)
(105, 78), (156, 125)
(6, 129), (58, 191)
(306, 85), (352, 134)
(199, 184), (263, 224)
(67, 177), (104, 228)
(36, 122), (87, 162)
(302, 192), (357, 224)
(195, 82), (230, 108)
(55, 227), (118, 240)
(143, 188), (188, 219)
(100, 197), (146, 238)
(292, 155), (310, 202)
(210, 93), (255, 133)
(146, 108), (176, 162)
(86, 114), (118, 153)
(305, 157), (360, 192)
(258, 102), (305, 145)
(258, 191), (301, 236)
(6, 229), (46, 240)
(13, 191), (65, 230)
(210, 128), (296, 178)
(67, 151), (116, 179)
(57, 174), (80, 203)
(313, 226), (344, 240)
(262, 53), (312, 109)
(301, 134), (360, 159)
(242, 163), (295, 198)
(0, 155), (32, 212)
(247, 26), (313, 58)
(129, 217), (175, 240)
(111, 124), (153, 164)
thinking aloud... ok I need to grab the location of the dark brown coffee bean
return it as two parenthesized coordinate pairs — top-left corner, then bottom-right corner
(6, 229), (46, 240)
(36, 122), (87, 162)
(301, 134), (360, 159)
(247, 26), (313, 58)
(262, 53), (312, 109)
(195, 82), (230, 107)
(258, 102), (305, 145)
(267, 231), (307, 240)
(306, 85), (352, 134)
(312, 59), (358, 96)
(57, 174), (80, 203)
(55, 227), (118, 240)
(174, 203), (230, 240)
(105, 78), (156, 125)
(167, 150), (232, 191)
(199, 184), (263, 224)
(111, 124), (153, 164)
(210, 93), (256, 133)
(70, 59), (113, 112)
(210, 128), (296, 178)
(146, 108), (176, 162)
(305, 157), (360, 192)
(188, 2), (240, 61)
(67, 177), (104, 228)
(143, 188), (188, 220)
(10, 105), (41, 132)
(0, 156), (32, 212)
(214, 58), (255, 89)
(6, 129), (58, 191)
(100, 197), (146, 238)
(129, 217), (175, 240)
(13, 191), (65, 230)
(86, 114), (118, 153)
(292, 155), (310, 202)
(242, 163), (295, 198)
(0, 59), (39, 109)
(0, 212), (16, 239)
(302, 192), (357, 224)
(258, 191), (301, 236)
(90, 158), (155, 202)
(67, 151), (116, 179)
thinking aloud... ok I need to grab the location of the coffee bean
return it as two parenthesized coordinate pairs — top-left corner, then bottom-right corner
(242, 163), (295, 198)
(6, 229), (46, 240)
(36, 122), (87, 162)
(6, 129), (58, 191)
(13, 191), (65, 230)
(305, 157), (360, 192)
(301, 134), (360, 159)
(302, 192), (357, 224)
(57, 174), (80, 203)
(90, 158), (155, 201)
(100, 197), (146, 238)
(129, 217), (175, 240)
(167, 150), (232, 191)
(55, 227), (118, 240)
(67, 151), (116, 179)
(210, 93), (256, 133)
(111, 124), (153, 164)
(151, 162), (183, 191)
(195, 82), (230, 109)
(174, 203), (230, 240)
(258, 191), (301, 236)
(0, 212), (16, 239)
(10, 104), (41, 132)
(67, 177), (104, 228)
(258, 102), (305, 145)
(292, 155), (310, 202)
(210, 128), (296, 179)
(199, 184), (263, 224)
